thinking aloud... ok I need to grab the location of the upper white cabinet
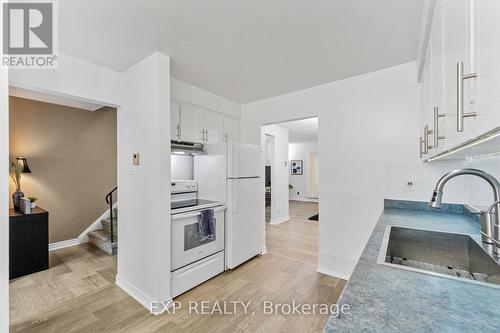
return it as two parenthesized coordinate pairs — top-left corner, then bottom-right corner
(223, 116), (240, 142)
(419, 0), (500, 159)
(204, 111), (224, 144)
(442, 0), (476, 144)
(171, 101), (240, 144)
(475, 0), (500, 135)
(180, 104), (205, 143)
(430, 0), (447, 153)
(171, 102), (181, 141)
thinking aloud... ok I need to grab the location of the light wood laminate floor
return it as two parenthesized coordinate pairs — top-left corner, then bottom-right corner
(266, 200), (319, 265)
(10, 201), (345, 333)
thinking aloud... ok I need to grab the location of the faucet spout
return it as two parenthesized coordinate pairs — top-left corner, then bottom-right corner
(429, 168), (500, 208)
(429, 190), (443, 208)
(429, 168), (500, 248)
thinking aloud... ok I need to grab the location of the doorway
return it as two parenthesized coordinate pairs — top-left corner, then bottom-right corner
(262, 117), (319, 264)
(7, 92), (118, 325)
(264, 134), (275, 223)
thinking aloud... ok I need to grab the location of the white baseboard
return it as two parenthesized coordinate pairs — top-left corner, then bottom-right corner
(79, 202), (118, 243)
(259, 246), (267, 255)
(116, 274), (171, 315)
(316, 267), (350, 281)
(49, 238), (81, 251)
(269, 216), (289, 225)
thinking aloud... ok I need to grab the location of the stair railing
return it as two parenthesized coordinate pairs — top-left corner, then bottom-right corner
(105, 187), (118, 243)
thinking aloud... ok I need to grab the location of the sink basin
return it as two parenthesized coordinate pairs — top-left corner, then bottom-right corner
(377, 226), (500, 288)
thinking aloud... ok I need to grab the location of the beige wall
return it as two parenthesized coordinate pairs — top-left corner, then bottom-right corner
(9, 96), (117, 243)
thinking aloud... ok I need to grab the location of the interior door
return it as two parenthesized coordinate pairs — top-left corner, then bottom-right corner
(204, 111), (224, 144)
(180, 104), (205, 143)
(226, 178), (263, 269)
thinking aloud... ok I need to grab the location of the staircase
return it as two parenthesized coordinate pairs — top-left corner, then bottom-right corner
(88, 187), (117, 255)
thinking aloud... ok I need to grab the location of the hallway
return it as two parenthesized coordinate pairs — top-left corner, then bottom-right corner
(266, 200), (319, 265)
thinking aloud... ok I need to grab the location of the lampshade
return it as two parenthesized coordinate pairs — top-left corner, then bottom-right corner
(16, 157), (31, 173)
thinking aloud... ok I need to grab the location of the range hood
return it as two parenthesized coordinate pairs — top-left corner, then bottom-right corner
(171, 140), (205, 155)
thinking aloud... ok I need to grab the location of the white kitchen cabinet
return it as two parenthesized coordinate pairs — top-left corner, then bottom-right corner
(442, 0), (477, 144)
(173, 101), (240, 144)
(204, 111), (224, 144)
(418, 0), (486, 159)
(430, 0), (447, 153)
(420, 45), (434, 157)
(474, 0), (500, 135)
(223, 117), (240, 142)
(180, 104), (205, 143)
(171, 102), (181, 142)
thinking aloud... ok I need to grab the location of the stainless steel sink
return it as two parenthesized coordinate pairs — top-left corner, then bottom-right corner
(377, 226), (500, 288)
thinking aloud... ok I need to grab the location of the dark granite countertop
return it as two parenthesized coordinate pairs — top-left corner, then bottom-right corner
(323, 200), (500, 333)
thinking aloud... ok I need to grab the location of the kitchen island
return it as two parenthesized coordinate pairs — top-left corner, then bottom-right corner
(323, 200), (500, 332)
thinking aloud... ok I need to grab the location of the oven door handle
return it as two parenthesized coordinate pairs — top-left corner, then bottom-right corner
(171, 206), (226, 220)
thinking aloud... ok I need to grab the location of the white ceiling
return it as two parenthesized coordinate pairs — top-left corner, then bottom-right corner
(59, 0), (423, 103)
(277, 118), (318, 143)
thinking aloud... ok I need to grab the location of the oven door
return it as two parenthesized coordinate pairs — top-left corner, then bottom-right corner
(171, 206), (225, 271)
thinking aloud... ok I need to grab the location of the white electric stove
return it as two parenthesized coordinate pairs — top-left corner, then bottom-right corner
(170, 180), (226, 298)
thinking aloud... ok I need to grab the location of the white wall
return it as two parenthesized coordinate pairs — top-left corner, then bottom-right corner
(289, 142), (318, 202)
(171, 155), (194, 180)
(263, 125), (289, 224)
(117, 53), (171, 310)
(171, 77), (241, 118)
(6, 51), (174, 311)
(9, 53), (123, 107)
(241, 62), (470, 279)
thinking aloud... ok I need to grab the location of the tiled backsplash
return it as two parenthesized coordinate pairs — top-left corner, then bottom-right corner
(385, 155), (500, 209)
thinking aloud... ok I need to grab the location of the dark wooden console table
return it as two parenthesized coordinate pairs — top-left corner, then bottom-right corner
(9, 207), (49, 279)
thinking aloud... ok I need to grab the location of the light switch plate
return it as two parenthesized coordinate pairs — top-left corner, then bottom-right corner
(133, 153), (140, 166)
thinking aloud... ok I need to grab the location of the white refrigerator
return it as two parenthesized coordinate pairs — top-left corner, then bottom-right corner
(195, 142), (263, 269)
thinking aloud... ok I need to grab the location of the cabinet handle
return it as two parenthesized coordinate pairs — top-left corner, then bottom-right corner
(433, 107), (445, 148)
(205, 129), (208, 143)
(457, 61), (477, 132)
(419, 136), (425, 158)
(176, 124), (181, 141)
(421, 125), (433, 157)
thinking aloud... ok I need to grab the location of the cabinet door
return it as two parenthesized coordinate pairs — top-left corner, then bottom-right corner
(421, 46), (434, 157)
(223, 117), (240, 142)
(180, 104), (205, 143)
(204, 111), (224, 144)
(170, 102), (181, 142)
(430, 0), (447, 153)
(475, 0), (500, 135)
(443, 0), (476, 145)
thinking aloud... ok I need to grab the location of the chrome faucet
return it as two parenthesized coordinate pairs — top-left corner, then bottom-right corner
(429, 168), (500, 252)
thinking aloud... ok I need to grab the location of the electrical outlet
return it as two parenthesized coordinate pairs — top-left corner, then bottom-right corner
(407, 181), (415, 192)
(133, 153), (140, 166)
